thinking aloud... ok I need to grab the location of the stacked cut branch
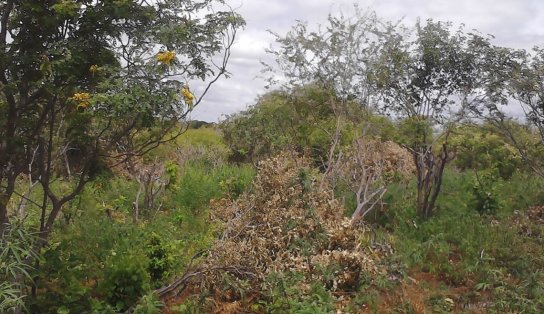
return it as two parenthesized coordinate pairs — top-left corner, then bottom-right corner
(157, 153), (390, 307)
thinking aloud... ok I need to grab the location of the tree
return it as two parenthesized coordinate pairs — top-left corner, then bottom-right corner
(373, 20), (495, 219)
(264, 9), (390, 109)
(0, 0), (244, 241)
(484, 47), (544, 177)
(266, 11), (500, 219)
(449, 124), (521, 179)
(221, 85), (343, 163)
(264, 9), (401, 202)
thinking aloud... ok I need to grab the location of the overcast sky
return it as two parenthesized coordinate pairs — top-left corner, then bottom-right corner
(190, 0), (544, 122)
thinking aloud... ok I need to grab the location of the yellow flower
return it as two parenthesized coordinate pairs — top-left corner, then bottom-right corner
(71, 92), (90, 102)
(89, 64), (99, 73)
(181, 85), (195, 109)
(156, 51), (176, 65)
(70, 92), (91, 110)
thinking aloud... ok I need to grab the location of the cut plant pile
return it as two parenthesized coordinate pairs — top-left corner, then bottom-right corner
(358, 139), (415, 179)
(160, 152), (389, 311)
(511, 205), (544, 238)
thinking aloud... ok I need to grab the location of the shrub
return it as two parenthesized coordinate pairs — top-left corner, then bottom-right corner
(146, 233), (171, 284)
(450, 125), (521, 179)
(100, 254), (150, 311)
(220, 85), (377, 163)
(132, 293), (163, 314)
(471, 169), (502, 215)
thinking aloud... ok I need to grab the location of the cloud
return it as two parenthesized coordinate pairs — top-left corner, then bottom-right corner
(191, 0), (544, 122)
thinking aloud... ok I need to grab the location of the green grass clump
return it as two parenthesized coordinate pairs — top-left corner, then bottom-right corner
(380, 168), (544, 312)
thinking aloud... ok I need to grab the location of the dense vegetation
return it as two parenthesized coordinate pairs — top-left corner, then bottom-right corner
(2, 2), (544, 313)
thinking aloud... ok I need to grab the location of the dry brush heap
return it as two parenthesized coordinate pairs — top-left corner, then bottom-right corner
(167, 152), (397, 308)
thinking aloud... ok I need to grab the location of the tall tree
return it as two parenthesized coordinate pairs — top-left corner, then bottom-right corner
(265, 8), (391, 112)
(267, 12), (501, 219)
(483, 47), (544, 177)
(373, 20), (495, 219)
(0, 0), (244, 239)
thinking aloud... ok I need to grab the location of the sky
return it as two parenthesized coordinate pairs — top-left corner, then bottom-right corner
(189, 0), (544, 122)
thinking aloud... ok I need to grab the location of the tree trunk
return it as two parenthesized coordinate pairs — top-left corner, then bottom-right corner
(133, 183), (142, 223)
(0, 202), (9, 235)
(0, 178), (16, 236)
(413, 144), (450, 220)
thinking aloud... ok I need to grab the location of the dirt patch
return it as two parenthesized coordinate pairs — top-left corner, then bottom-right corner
(373, 270), (489, 314)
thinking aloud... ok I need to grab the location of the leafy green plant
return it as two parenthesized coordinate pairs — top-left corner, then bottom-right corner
(0, 223), (37, 313)
(133, 292), (164, 314)
(471, 169), (502, 215)
(450, 125), (521, 179)
(100, 254), (150, 311)
(172, 162), (254, 216)
(146, 233), (171, 284)
(264, 271), (335, 314)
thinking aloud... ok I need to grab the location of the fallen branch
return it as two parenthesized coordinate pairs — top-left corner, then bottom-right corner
(155, 265), (256, 298)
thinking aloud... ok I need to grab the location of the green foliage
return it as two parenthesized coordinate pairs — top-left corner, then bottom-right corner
(146, 233), (171, 284)
(221, 85), (392, 165)
(493, 48), (544, 177)
(30, 129), (254, 312)
(4, 4), (544, 313)
(93, 175), (139, 215)
(164, 161), (180, 191)
(100, 254), (150, 311)
(0, 223), (37, 312)
(262, 272), (336, 313)
(172, 162), (254, 216)
(450, 125), (521, 179)
(384, 168), (544, 311)
(471, 169), (502, 215)
(395, 117), (433, 149)
(221, 86), (338, 162)
(132, 293), (163, 314)
(0, 0), (244, 261)
(498, 172), (544, 212)
(176, 128), (228, 150)
(32, 195), (216, 312)
(34, 210), (141, 312)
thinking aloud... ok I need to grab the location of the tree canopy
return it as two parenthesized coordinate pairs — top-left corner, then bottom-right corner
(0, 0), (244, 236)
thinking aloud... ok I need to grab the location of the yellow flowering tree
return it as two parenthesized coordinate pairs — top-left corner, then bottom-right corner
(0, 0), (245, 250)
(156, 51), (176, 65)
(181, 84), (195, 110)
(70, 92), (91, 109)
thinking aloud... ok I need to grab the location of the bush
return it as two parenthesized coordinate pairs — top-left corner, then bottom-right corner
(471, 169), (502, 215)
(450, 124), (521, 179)
(100, 254), (150, 311)
(146, 233), (171, 284)
(220, 85), (369, 163)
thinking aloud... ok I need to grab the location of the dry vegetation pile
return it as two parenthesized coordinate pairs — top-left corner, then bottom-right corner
(205, 153), (384, 290)
(160, 152), (391, 309)
(511, 205), (544, 238)
(358, 140), (415, 179)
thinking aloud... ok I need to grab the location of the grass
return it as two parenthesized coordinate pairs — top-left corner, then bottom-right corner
(10, 124), (544, 312)
(26, 127), (256, 312)
(373, 168), (544, 312)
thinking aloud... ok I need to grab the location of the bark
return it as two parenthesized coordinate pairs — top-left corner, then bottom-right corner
(0, 176), (16, 236)
(414, 143), (450, 219)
